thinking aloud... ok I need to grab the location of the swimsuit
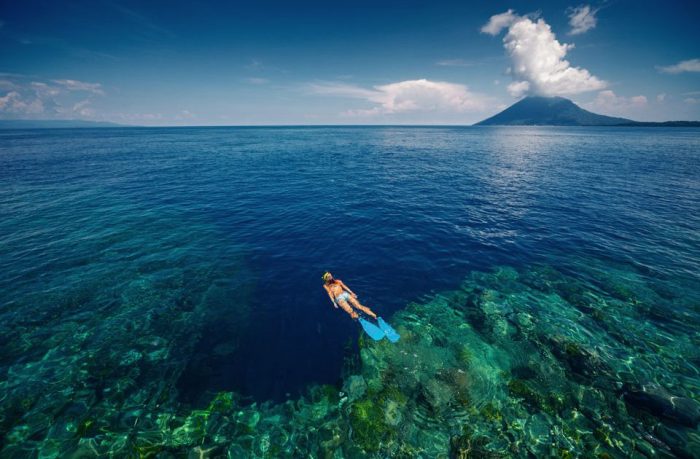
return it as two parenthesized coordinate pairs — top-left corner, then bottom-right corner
(334, 292), (350, 304)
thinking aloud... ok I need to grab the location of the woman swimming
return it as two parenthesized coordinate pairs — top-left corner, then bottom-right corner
(322, 271), (377, 320)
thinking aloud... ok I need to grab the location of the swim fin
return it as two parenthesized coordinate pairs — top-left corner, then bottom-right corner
(377, 317), (400, 343)
(359, 318), (385, 341)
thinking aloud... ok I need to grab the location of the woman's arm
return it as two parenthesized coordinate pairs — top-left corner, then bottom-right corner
(339, 280), (357, 297)
(323, 285), (339, 308)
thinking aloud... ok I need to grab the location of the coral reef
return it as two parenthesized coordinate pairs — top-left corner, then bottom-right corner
(2, 262), (699, 457)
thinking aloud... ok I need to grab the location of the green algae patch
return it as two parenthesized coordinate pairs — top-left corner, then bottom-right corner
(349, 397), (393, 452)
(507, 378), (566, 416)
(207, 392), (234, 414)
(347, 385), (408, 452)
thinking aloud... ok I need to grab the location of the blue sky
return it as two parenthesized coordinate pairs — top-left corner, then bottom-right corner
(0, 0), (699, 125)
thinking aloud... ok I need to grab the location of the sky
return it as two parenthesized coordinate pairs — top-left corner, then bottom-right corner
(0, 0), (699, 125)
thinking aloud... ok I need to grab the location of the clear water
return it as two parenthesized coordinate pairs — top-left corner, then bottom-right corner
(1, 126), (698, 457)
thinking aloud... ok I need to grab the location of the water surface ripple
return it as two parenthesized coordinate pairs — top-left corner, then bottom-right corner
(0, 126), (699, 456)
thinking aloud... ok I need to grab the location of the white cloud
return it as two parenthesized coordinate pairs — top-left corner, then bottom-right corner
(0, 75), (105, 119)
(507, 81), (530, 97)
(52, 79), (104, 95)
(481, 9), (518, 36)
(657, 59), (700, 74)
(0, 91), (45, 114)
(567, 5), (598, 35)
(584, 90), (647, 117)
(31, 82), (61, 97)
(656, 93), (666, 103)
(309, 79), (490, 117)
(72, 99), (95, 117)
(482, 10), (606, 97)
(685, 98), (700, 105)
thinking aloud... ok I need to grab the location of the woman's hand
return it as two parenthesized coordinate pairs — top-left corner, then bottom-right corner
(351, 293), (358, 298)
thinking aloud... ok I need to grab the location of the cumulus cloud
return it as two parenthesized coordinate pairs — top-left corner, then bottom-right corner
(480, 9), (518, 36)
(0, 75), (105, 119)
(656, 58), (700, 74)
(482, 10), (606, 97)
(309, 79), (489, 116)
(506, 81), (530, 98)
(584, 90), (647, 117)
(567, 5), (598, 35)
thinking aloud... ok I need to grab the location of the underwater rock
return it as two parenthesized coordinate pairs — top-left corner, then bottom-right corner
(507, 378), (566, 416)
(421, 379), (454, 413)
(654, 423), (700, 459)
(515, 313), (535, 333)
(623, 383), (700, 427)
(453, 290), (491, 338)
(342, 375), (367, 403)
(546, 336), (612, 383)
(449, 426), (506, 459)
(383, 399), (402, 427)
(119, 350), (143, 366)
(524, 414), (553, 456)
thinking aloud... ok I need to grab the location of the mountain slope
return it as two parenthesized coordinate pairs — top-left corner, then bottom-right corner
(475, 96), (633, 126)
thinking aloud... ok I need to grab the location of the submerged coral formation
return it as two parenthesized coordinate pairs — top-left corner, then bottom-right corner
(2, 262), (699, 457)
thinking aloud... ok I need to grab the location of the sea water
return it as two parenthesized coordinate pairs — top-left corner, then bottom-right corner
(0, 126), (698, 457)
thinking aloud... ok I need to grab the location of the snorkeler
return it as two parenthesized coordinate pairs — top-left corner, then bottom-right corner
(322, 272), (378, 320)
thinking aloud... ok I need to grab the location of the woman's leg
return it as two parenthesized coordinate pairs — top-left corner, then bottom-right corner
(337, 299), (358, 319)
(348, 296), (377, 319)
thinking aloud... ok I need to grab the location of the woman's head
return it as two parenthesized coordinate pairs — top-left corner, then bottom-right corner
(322, 271), (333, 284)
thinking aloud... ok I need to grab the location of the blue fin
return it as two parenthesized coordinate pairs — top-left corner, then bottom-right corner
(377, 317), (400, 343)
(359, 318), (385, 341)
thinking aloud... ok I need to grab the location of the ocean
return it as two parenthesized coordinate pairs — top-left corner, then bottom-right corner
(1, 126), (699, 457)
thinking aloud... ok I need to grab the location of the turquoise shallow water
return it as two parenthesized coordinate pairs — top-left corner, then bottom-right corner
(0, 126), (699, 457)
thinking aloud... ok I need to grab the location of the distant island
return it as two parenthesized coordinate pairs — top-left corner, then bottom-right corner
(0, 119), (124, 129)
(475, 96), (700, 127)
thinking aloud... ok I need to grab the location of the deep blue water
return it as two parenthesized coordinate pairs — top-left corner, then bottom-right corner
(1, 126), (698, 409)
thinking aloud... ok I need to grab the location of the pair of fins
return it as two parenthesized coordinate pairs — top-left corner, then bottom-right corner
(359, 317), (400, 343)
